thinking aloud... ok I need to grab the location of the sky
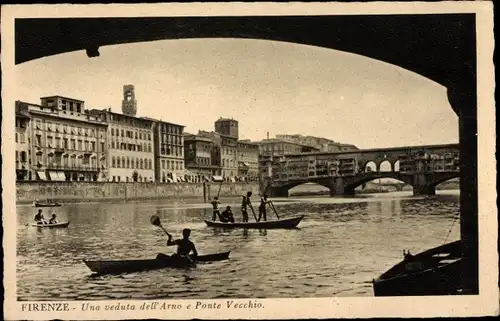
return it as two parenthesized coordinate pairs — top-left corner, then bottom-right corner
(14, 38), (458, 149)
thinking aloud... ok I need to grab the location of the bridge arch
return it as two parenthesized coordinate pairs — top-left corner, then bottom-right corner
(365, 161), (377, 173)
(394, 160), (400, 172)
(344, 173), (414, 193)
(379, 160), (392, 172)
(429, 173), (461, 189)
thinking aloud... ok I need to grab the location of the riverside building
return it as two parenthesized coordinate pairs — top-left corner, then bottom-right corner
(15, 101), (31, 180)
(150, 118), (185, 183)
(21, 96), (108, 182)
(184, 133), (220, 182)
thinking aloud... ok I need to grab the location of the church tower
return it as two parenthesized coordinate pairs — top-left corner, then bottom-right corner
(122, 85), (137, 116)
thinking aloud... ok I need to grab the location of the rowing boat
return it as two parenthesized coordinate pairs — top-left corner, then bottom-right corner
(83, 251), (231, 275)
(33, 201), (62, 207)
(30, 222), (70, 228)
(205, 215), (304, 229)
(372, 240), (463, 296)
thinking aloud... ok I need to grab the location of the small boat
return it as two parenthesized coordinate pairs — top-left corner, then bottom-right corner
(30, 222), (70, 228)
(205, 215), (304, 229)
(33, 201), (62, 207)
(373, 240), (463, 296)
(83, 251), (231, 275)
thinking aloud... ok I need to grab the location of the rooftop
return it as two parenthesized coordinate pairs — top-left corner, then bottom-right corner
(40, 95), (84, 103)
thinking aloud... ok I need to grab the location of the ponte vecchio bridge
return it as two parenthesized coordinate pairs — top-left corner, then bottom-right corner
(259, 143), (460, 197)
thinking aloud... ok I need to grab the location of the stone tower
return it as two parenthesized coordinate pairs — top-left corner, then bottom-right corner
(214, 118), (239, 139)
(122, 85), (137, 116)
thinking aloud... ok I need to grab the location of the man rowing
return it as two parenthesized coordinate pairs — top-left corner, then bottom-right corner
(34, 209), (47, 224)
(241, 191), (253, 222)
(166, 228), (198, 261)
(258, 194), (269, 222)
(210, 196), (221, 221)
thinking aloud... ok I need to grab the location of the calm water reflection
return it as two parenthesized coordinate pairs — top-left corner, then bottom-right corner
(17, 190), (460, 300)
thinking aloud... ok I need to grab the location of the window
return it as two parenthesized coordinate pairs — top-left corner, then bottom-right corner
(162, 160), (165, 169)
(140, 159), (144, 169)
(70, 139), (76, 150)
(126, 157), (130, 168)
(76, 103), (82, 113)
(122, 157), (126, 168)
(111, 128), (114, 136)
(91, 141), (96, 152)
(84, 141), (89, 151)
(100, 142), (104, 152)
(112, 157), (116, 167)
(148, 143), (152, 153)
(111, 141), (115, 149)
(56, 137), (61, 148)
(47, 136), (53, 147)
(117, 157), (120, 168)
(15, 133), (18, 143)
(148, 159), (152, 169)
(78, 140), (82, 151)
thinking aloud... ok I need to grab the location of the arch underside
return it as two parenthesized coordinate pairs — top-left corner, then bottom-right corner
(15, 15), (477, 117)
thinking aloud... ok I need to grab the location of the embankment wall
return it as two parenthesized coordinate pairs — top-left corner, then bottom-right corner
(16, 182), (260, 204)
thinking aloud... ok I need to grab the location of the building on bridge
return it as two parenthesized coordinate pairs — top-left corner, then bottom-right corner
(260, 144), (460, 197)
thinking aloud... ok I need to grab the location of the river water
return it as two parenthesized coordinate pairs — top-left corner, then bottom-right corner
(17, 190), (460, 300)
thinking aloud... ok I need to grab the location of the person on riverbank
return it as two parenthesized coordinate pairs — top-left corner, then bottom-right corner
(166, 228), (198, 261)
(220, 206), (235, 223)
(258, 195), (269, 222)
(211, 197), (221, 221)
(34, 209), (47, 224)
(48, 214), (58, 224)
(241, 191), (253, 222)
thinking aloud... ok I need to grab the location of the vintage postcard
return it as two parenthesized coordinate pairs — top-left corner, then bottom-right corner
(2, 2), (498, 320)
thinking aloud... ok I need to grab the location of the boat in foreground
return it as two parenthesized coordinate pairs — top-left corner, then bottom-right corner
(373, 240), (463, 296)
(30, 222), (70, 228)
(84, 251), (231, 275)
(205, 215), (304, 229)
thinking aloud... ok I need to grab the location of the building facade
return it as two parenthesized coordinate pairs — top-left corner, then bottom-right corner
(237, 140), (259, 181)
(275, 134), (359, 152)
(257, 139), (320, 157)
(91, 109), (155, 182)
(184, 133), (220, 182)
(15, 101), (31, 180)
(152, 119), (185, 182)
(23, 96), (108, 182)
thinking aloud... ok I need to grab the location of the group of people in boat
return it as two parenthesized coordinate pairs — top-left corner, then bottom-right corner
(211, 191), (272, 223)
(34, 209), (58, 225)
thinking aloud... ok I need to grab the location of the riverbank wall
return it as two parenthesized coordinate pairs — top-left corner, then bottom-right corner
(16, 182), (260, 204)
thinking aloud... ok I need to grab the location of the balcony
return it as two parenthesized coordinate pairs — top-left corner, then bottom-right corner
(47, 164), (99, 172)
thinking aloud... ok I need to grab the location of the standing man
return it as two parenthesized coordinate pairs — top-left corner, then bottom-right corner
(211, 196), (221, 221)
(241, 191), (253, 223)
(258, 194), (269, 222)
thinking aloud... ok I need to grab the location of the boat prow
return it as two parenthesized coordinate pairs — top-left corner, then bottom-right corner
(205, 215), (304, 229)
(373, 240), (463, 296)
(30, 222), (70, 228)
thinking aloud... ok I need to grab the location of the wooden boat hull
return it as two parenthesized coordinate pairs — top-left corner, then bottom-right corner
(30, 222), (70, 228)
(33, 203), (62, 207)
(373, 240), (463, 296)
(84, 251), (231, 275)
(204, 215), (304, 229)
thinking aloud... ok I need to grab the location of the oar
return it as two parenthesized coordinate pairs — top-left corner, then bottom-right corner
(248, 203), (258, 222)
(216, 179), (224, 199)
(268, 200), (280, 220)
(150, 215), (172, 238)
